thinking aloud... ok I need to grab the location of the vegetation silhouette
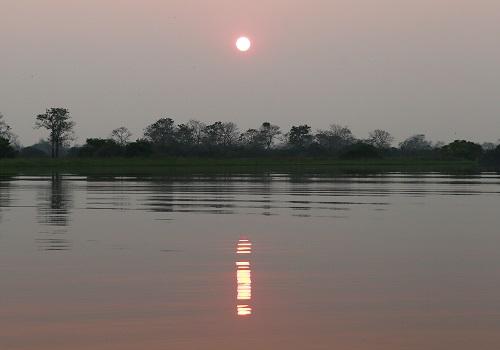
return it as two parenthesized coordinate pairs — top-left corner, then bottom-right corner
(0, 108), (500, 168)
(35, 108), (75, 158)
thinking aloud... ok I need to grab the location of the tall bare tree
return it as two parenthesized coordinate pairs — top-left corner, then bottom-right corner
(35, 108), (75, 158)
(368, 129), (394, 149)
(110, 127), (132, 146)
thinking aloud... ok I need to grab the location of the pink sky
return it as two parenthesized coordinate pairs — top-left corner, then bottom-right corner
(1, 0), (500, 144)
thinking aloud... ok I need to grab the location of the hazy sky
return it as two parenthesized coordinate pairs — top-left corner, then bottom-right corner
(1, 0), (500, 145)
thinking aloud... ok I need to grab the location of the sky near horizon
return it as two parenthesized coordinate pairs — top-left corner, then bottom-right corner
(1, 0), (500, 145)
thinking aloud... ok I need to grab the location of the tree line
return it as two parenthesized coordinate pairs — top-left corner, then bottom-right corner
(1, 108), (500, 164)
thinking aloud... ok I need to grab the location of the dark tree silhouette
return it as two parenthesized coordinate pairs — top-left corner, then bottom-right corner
(240, 128), (265, 150)
(175, 123), (196, 147)
(368, 129), (394, 149)
(0, 137), (16, 158)
(144, 118), (176, 149)
(110, 127), (132, 146)
(259, 122), (281, 150)
(79, 138), (123, 157)
(341, 142), (380, 159)
(0, 113), (14, 141)
(442, 140), (483, 160)
(35, 108), (75, 158)
(204, 122), (239, 149)
(316, 124), (355, 153)
(288, 125), (313, 149)
(399, 134), (432, 154)
(13, 112), (498, 162)
(125, 139), (153, 157)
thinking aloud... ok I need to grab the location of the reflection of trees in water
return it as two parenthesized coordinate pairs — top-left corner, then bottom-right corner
(85, 175), (132, 211)
(36, 173), (72, 251)
(0, 176), (12, 224)
(144, 175), (241, 215)
(141, 173), (287, 216)
(287, 174), (313, 217)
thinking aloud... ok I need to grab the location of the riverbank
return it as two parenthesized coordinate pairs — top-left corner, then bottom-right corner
(0, 157), (481, 174)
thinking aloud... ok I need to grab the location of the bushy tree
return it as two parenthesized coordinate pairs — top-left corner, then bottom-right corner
(35, 108), (75, 158)
(399, 134), (432, 154)
(315, 124), (355, 153)
(441, 140), (483, 160)
(288, 125), (313, 149)
(144, 117), (176, 149)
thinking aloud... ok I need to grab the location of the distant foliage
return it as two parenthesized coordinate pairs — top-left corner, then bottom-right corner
(79, 138), (124, 157)
(482, 144), (500, 165)
(19, 146), (48, 158)
(441, 140), (483, 160)
(1, 109), (491, 163)
(315, 124), (355, 153)
(341, 142), (381, 159)
(0, 137), (16, 158)
(125, 139), (153, 157)
(399, 134), (433, 154)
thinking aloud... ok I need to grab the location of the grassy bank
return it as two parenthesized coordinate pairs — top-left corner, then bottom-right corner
(0, 157), (480, 175)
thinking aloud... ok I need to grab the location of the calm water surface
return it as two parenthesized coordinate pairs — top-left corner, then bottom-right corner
(1, 172), (500, 349)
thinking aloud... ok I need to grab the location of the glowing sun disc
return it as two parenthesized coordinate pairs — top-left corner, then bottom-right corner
(236, 37), (251, 52)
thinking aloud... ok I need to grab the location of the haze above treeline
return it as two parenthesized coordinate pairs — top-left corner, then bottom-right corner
(2, 1), (500, 144)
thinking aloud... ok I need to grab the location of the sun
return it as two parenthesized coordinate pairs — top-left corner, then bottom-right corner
(236, 37), (251, 52)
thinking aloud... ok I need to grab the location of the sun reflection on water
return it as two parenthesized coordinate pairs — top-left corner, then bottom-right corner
(236, 238), (253, 317)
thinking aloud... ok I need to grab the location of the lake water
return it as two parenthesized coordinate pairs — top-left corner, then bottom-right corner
(1, 172), (500, 349)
